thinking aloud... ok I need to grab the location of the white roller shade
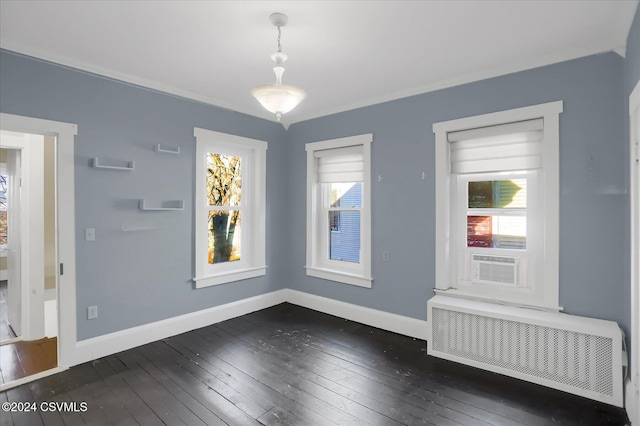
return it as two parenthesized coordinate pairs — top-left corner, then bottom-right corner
(314, 145), (364, 183)
(449, 118), (543, 174)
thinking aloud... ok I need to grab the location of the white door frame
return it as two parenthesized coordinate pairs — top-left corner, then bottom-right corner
(2, 133), (45, 341)
(0, 113), (77, 368)
(628, 80), (640, 425)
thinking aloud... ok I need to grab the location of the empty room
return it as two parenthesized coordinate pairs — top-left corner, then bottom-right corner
(0, 1), (639, 425)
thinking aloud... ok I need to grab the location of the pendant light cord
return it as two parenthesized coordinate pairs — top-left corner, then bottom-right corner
(277, 26), (283, 53)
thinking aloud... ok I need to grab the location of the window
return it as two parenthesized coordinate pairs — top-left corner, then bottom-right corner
(306, 134), (372, 287)
(193, 128), (267, 287)
(433, 102), (562, 310)
(466, 178), (527, 249)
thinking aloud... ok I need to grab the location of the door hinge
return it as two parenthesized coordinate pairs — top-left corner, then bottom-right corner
(59, 263), (64, 276)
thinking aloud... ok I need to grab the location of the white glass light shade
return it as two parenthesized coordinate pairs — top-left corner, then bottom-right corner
(251, 84), (307, 117)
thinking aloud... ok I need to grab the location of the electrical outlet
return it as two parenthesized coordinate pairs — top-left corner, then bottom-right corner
(382, 251), (390, 262)
(85, 228), (96, 241)
(87, 305), (98, 320)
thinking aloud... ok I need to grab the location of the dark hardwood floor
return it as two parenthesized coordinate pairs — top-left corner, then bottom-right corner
(0, 303), (629, 425)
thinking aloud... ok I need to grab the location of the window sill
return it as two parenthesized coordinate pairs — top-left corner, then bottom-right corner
(433, 288), (563, 312)
(194, 266), (267, 288)
(305, 266), (372, 288)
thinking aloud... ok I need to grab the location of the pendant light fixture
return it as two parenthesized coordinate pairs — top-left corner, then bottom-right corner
(251, 13), (307, 121)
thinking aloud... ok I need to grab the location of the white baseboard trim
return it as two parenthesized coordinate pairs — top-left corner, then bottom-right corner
(627, 379), (639, 425)
(285, 289), (429, 340)
(71, 289), (288, 366)
(69, 288), (428, 367)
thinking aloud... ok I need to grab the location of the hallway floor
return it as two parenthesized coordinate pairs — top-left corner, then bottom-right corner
(0, 280), (58, 386)
(0, 336), (57, 385)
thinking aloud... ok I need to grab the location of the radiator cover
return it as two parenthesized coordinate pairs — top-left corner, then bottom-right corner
(427, 295), (624, 407)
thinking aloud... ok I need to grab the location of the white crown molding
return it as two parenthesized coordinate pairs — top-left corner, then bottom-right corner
(290, 41), (621, 125)
(0, 37), (626, 129)
(0, 41), (265, 119)
(612, 45), (627, 58)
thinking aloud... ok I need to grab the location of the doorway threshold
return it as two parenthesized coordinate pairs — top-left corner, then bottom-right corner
(0, 366), (67, 392)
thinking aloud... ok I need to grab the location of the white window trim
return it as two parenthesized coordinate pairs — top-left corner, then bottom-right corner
(193, 128), (267, 288)
(433, 101), (562, 311)
(306, 134), (373, 288)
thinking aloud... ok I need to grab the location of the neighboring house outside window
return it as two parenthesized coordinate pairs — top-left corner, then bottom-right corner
(306, 134), (372, 288)
(193, 128), (267, 288)
(328, 182), (362, 263)
(433, 102), (562, 310)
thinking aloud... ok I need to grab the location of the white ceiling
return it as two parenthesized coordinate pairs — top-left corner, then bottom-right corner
(1, 1), (638, 127)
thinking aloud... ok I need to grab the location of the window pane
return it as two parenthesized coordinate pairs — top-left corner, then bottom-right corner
(329, 211), (340, 232)
(329, 211), (360, 263)
(208, 210), (241, 264)
(468, 179), (526, 209)
(467, 215), (526, 249)
(330, 182), (362, 208)
(207, 153), (241, 206)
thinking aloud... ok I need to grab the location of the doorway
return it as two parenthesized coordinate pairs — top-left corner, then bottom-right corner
(0, 132), (57, 385)
(0, 113), (77, 390)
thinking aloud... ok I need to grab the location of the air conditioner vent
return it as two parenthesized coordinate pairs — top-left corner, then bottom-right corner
(471, 254), (518, 286)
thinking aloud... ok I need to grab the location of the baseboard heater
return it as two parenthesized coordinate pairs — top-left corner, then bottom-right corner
(427, 295), (624, 407)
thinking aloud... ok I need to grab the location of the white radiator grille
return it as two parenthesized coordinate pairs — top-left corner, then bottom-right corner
(432, 308), (613, 396)
(427, 296), (623, 406)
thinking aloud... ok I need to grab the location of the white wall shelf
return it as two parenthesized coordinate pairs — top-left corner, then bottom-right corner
(155, 144), (180, 154)
(139, 199), (184, 211)
(93, 157), (135, 170)
(121, 223), (158, 232)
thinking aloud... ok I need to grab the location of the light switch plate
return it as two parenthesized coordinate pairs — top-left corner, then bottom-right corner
(87, 305), (98, 320)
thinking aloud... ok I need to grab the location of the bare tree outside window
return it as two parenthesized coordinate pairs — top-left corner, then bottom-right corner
(206, 154), (242, 264)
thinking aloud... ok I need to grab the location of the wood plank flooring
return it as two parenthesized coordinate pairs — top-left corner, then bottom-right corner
(0, 303), (629, 425)
(0, 337), (57, 385)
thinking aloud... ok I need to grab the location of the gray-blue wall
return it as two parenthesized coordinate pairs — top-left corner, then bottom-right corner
(1, 11), (638, 343)
(288, 50), (632, 335)
(0, 50), (289, 340)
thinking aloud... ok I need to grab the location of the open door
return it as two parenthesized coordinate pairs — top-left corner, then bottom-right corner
(6, 148), (22, 337)
(0, 132), (45, 342)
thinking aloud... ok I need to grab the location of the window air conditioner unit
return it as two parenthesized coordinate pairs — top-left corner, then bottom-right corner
(471, 254), (519, 287)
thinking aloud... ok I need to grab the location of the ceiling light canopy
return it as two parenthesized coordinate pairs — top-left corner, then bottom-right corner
(251, 13), (307, 121)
